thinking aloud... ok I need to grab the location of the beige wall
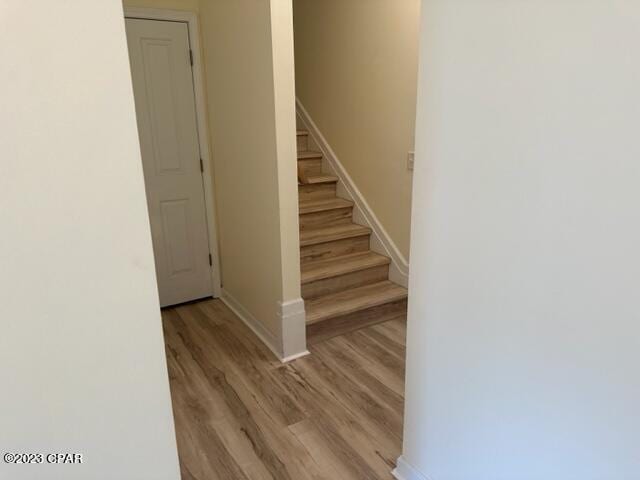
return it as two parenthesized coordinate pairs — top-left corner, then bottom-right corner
(200, 0), (301, 350)
(400, 1), (640, 478)
(123, 0), (199, 11)
(293, 0), (420, 259)
(0, 1), (179, 478)
(271, 0), (302, 303)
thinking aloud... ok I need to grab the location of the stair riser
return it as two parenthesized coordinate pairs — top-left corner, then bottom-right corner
(306, 299), (408, 344)
(298, 158), (322, 177)
(297, 134), (308, 152)
(300, 235), (370, 265)
(298, 183), (337, 202)
(299, 207), (353, 230)
(302, 264), (390, 300)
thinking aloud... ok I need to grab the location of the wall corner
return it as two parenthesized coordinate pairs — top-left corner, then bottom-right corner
(278, 298), (309, 362)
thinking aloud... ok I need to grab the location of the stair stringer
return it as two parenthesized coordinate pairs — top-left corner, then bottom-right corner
(296, 99), (410, 288)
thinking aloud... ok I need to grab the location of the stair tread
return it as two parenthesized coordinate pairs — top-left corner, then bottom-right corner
(299, 197), (354, 214)
(301, 174), (338, 185)
(298, 151), (323, 159)
(301, 251), (390, 284)
(305, 281), (408, 324)
(297, 130), (309, 136)
(300, 223), (371, 247)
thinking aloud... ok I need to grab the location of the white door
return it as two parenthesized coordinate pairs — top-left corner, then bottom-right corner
(125, 18), (213, 307)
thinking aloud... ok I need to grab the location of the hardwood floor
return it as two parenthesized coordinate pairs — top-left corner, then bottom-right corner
(161, 298), (406, 480)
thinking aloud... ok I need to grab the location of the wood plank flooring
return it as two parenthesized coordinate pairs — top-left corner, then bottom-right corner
(161, 298), (406, 480)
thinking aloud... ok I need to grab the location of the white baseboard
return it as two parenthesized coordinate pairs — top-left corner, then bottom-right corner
(392, 456), (431, 480)
(220, 289), (283, 360)
(220, 289), (309, 363)
(278, 298), (309, 362)
(296, 99), (410, 288)
(281, 350), (310, 363)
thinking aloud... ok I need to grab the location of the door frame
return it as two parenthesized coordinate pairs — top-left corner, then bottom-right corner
(124, 7), (222, 298)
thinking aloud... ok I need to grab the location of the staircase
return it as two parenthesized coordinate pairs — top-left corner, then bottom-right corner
(297, 129), (408, 343)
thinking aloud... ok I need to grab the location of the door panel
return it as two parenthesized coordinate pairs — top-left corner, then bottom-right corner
(126, 18), (212, 307)
(160, 198), (195, 275)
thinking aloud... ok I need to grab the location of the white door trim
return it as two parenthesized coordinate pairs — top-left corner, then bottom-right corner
(124, 7), (221, 298)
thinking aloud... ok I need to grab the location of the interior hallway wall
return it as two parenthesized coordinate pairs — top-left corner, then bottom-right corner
(200, 0), (304, 358)
(122, 0), (304, 358)
(0, 1), (180, 479)
(293, 0), (420, 260)
(399, 1), (640, 479)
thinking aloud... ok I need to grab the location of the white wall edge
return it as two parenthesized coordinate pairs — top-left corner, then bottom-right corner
(278, 298), (309, 362)
(220, 289), (283, 360)
(296, 99), (410, 287)
(392, 456), (431, 480)
(220, 291), (309, 363)
(124, 6), (223, 298)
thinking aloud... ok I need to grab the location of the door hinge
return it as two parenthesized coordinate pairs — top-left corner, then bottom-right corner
(189, 49), (194, 66)
(199, 158), (204, 173)
(208, 254), (213, 266)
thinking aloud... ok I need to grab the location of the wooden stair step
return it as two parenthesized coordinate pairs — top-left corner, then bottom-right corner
(300, 223), (371, 247)
(301, 252), (390, 284)
(297, 130), (309, 136)
(299, 197), (353, 215)
(298, 151), (323, 160)
(298, 178), (338, 202)
(305, 281), (408, 324)
(300, 174), (338, 185)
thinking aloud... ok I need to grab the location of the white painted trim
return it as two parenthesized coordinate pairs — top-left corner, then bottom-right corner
(124, 7), (195, 23)
(220, 291), (309, 363)
(281, 350), (310, 363)
(124, 7), (222, 298)
(278, 298), (309, 362)
(220, 289), (283, 360)
(392, 456), (431, 480)
(296, 99), (410, 287)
